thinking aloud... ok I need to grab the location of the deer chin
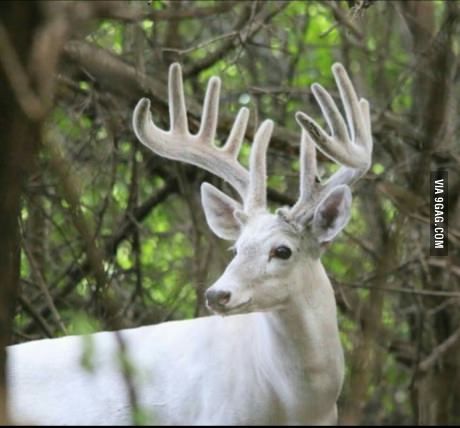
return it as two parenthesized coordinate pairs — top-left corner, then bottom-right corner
(250, 298), (291, 314)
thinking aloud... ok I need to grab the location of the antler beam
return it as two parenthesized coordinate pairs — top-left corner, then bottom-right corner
(132, 63), (273, 214)
(288, 63), (373, 221)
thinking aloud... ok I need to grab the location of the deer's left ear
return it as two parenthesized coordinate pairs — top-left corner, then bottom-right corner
(201, 182), (243, 241)
(312, 185), (352, 243)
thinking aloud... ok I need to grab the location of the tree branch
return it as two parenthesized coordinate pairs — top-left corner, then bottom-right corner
(61, 40), (299, 153)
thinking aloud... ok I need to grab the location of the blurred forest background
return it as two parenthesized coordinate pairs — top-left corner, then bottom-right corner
(1, 0), (459, 425)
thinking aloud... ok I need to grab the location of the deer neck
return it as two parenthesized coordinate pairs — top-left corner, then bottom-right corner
(255, 258), (343, 386)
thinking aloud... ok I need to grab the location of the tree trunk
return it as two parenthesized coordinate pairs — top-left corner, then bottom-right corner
(0, 2), (43, 422)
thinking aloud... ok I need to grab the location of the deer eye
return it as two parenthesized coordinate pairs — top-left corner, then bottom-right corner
(270, 245), (292, 260)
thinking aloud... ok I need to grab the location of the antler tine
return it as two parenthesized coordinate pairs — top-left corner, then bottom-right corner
(288, 130), (318, 219)
(245, 120), (274, 213)
(133, 63), (277, 214)
(332, 63), (371, 153)
(287, 62), (373, 222)
(198, 75), (221, 143)
(296, 63), (372, 172)
(223, 107), (250, 159)
(169, 63), (188, 134)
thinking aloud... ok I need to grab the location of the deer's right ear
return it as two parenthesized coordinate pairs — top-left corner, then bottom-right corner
(201, 183), (243, 241)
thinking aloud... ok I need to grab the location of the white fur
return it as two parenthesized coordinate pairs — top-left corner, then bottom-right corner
(7, 61), (368, 425)
(8, 212), (345, 425)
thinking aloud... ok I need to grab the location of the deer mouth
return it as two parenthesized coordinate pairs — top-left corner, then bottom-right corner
(213, 298), (252, 316)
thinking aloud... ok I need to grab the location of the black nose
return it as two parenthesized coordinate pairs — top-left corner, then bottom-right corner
(206, 289), (231, 308)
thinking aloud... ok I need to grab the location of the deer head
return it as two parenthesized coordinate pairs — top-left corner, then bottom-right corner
(133, 63), (372, 315)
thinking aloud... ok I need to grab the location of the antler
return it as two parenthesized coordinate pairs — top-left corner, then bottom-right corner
(132, 63), (272, 213)
(286, 63), (373, 222)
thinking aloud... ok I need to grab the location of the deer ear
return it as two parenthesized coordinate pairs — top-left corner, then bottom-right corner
(312, 185), (352, 243)
(201, 182), (243, 241)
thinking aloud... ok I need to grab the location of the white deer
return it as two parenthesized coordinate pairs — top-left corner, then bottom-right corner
(7, 62), (372, 425)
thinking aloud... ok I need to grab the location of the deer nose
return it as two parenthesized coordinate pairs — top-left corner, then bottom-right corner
(206, 289), (231, 308)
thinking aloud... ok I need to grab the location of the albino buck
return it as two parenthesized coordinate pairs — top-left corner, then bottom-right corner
(7, 62), (372, 425)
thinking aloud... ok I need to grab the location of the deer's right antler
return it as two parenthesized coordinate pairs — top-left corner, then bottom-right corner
(132, 63), (272, 214)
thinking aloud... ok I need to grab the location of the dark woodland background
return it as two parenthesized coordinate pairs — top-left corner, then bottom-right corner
(1, 0), (459, 425)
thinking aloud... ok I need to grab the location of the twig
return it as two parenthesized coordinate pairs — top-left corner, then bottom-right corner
(45, 136), (108, 296)
(323, 1), (364, 40)
(162, 31), (238, 57)
(21, 237), (67, 334)
(114, 331), (145, 425)
(0, 23), (44, 120)
(340, 281), (460, 298)
(103, 1), (240, 22)
(428, 258), (460, 278)
(418, 326), (460, 372)
(18, 295), (54, 338)
(184, 2), (289, 77)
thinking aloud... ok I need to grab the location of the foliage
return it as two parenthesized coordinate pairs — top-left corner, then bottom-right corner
(10, 0), (460, 425)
